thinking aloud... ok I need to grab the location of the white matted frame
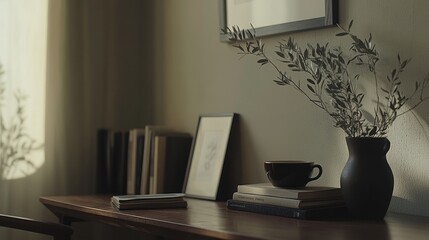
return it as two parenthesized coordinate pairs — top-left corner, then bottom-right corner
(183, 113), (237, 200)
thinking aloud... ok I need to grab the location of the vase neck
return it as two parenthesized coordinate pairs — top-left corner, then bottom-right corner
(346, 137), (390, 156)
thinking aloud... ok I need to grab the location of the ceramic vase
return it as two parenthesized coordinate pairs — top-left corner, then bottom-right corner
(340, 137), (394, 219)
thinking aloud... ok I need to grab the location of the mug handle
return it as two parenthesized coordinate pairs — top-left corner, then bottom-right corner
(308, 164), (323, 182)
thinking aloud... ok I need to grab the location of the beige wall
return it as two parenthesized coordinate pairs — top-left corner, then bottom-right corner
(151, 0), (429, 216)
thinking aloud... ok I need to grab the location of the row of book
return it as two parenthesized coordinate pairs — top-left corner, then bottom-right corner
(96, 126), (192, 195)
(227, 183), (346, 220)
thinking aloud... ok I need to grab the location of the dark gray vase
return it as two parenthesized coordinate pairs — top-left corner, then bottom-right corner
(340, 137), (394, 220)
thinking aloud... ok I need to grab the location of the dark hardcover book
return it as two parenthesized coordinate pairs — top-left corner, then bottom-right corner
(134, 135), (145, 194)
(111, 132), (121, 194)
(96, 128), (111, 194)
(226, 199), (347, 220)
(151, 135), (192, 194)
(120, 131), (130, 194)
(112, 131), (126, 195)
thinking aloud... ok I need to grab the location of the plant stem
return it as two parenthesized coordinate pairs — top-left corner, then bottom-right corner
(397, 96), (429, 117)
(373, 71), (381, 125)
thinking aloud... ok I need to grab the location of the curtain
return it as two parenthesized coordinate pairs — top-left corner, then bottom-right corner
(0, 2), (48, 238)
(0, 0), (47, 181)
(1, 0), (154, 239)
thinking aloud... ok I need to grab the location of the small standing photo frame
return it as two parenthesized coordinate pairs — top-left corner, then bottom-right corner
(184, 113), (237, 200)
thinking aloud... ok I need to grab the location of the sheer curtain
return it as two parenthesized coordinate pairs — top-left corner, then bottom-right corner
(0, 0), (47, 221)
(0, 0), (47, 181)
(1, 0), (154, 239)
(0, 0), (49, 239)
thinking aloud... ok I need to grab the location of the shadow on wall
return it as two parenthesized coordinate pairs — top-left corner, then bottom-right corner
(389, 100), (429, 216)
(390, 173), (429, 216)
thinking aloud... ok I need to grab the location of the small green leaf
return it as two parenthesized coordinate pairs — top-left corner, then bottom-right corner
(339, 55), (345, 64)
(357, 94), (364, 104)
(401, 59), (411, 69)
(257, 59), (268, 64)
(252, 47), (259, 54)
(298, 55), (305, 68)
(307, 84), (315, 93)
(369, 126), (377, 136)
(275, 51), (285, 58)
(348, 20), (354, 31)
(274, 80), (286, 86)
(336, 99), (347, 108)
(391, 69), (397, 78)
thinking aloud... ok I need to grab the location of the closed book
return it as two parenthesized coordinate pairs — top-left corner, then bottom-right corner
(126, 129), (145, 194)
(226, 200), (347, 220)
(120, 131), (130, 194)
(112, 193), (185, 203)
(112, 131), (125, 195)
(150, 134), (192, 194)
(112, 200), (187, 210)
(237, 183), (342, 200)
(111, 193), (187, 210)
(134, 135), (145, 194)
(233, 192), (344, 209)
(96, 128), (112, 194)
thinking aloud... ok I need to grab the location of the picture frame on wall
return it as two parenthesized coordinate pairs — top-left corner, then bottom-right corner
(219, 0), (339, 41)
(183, 113), (237, 200)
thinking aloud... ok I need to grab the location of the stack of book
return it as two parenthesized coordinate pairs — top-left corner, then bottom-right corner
(111, 193), (187, 210)
(227, 183), (346, 219)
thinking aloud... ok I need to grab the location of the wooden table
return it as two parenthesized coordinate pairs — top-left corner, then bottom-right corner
(40, 195), (429, 240)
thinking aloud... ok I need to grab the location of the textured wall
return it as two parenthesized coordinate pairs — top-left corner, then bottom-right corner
(152, 0), (429, 216)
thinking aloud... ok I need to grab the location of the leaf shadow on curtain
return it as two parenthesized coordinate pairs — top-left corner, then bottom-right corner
(2, 0), (156, 239)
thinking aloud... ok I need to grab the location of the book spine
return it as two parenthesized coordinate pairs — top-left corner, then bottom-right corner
(127, 130), (137, 194)
(134, 135), (145, 194)
(226, 200), (307, 219)
(233, 192), (300, 208)
(151, 136), (166, 194)
(96, 128), (111, 194)
(141, 126), (153, 194)
(112, 132), (124, 195)
(121, 132), (130, 194)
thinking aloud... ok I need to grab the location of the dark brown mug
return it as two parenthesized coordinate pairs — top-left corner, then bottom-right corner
(264, 161), (323, 188)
